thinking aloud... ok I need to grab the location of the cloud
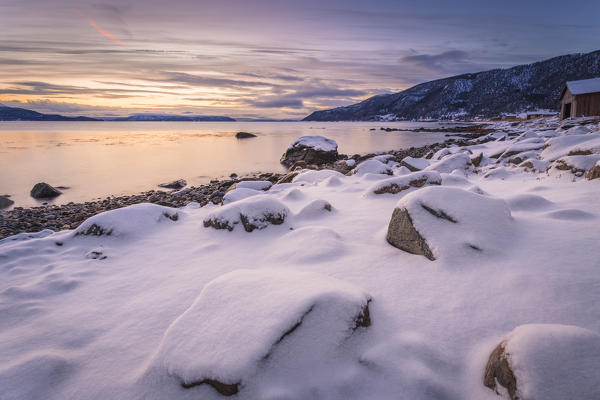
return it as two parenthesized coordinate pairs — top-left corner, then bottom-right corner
(400, 50), (470, 73)
(247, 96), (304, 109)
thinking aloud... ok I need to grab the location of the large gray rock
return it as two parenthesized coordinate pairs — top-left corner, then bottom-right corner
(386, 207), (436, 260)
(30, 182), (61, 199)
(280, 136), (338, 167)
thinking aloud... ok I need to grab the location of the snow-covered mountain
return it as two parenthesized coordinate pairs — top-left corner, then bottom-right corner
(304, 50), (600, 121)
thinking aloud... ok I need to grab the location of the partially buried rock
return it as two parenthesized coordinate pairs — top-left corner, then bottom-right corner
(158, 179), (187, 189)
(146, 269), (371, 396)
(484, 324), (600, 400)
(0, 195), (14, 209)
(386, 186), (513, 260)
(30, 182), (62, 199)
(203, 195), (289, 232)
(586, 162), (600, 180)
(235, 131), (257, 139)
(280, 136), (338, 167)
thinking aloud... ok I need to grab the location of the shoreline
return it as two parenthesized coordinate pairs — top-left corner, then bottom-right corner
(0, 134), (486, 240)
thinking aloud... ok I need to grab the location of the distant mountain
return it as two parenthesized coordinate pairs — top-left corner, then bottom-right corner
(304, 50), (600, 121)
(0, 105), (99, 121)
(110, 113), (235, 122)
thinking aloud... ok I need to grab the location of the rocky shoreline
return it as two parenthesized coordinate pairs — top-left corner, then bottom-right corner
(0, 135), (483, 240)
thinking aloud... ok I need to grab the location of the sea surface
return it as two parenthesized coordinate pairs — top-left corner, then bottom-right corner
(0, 121), (459, 208)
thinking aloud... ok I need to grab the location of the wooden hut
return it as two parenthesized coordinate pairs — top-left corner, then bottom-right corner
(560, 78), (600, 119)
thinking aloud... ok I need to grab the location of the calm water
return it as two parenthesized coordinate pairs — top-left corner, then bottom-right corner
(0, 121), (455, 208)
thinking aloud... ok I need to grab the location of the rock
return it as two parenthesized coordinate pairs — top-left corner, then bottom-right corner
(280, 136), (338, 167)
(147, 269), (371, 397)
(229, 173), (238, 178)
(400, 156), (430, 172)
(353, 159), (394, 176)
(30, 182), (62, 199)
(235, 131), (257, 139)
(158, 179), (187, 189)
(484, 324), (600, 400)
(275, 172), (299, 184)
(471, 152), (483, 167)
(587, 163), (600, 180)
(386, 187), (513, 260)
(370, 171), (442, 195)
(0, 196), (14, 209)
(290, 160), (307, 171)
(203, 196), (289, 232)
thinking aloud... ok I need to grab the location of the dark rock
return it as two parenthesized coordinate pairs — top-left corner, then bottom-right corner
(235, 131), (257, 139)
(0, 196), (14, 209)
(158, 179), (187, 189)
(30, 182), (62, 199)
(280, 136), (338, 167)
(483, 342), (518, 400)
(471, 152), (483, 167)
(275, 172), (299, 184)
(386, 207), (435, 261)
(587, 164), (600, 180)
(181, 379), (239, 396)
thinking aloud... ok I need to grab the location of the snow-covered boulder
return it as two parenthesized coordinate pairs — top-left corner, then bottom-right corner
(74, 203), (179, 238)
(222, 188), (262, 205)
(292, 169), (345, 185)
(295, 199), (333, 219)
(353, 159), (393, 176)
(553, 154), (600, 174)
(368, 171), (441, 195)
(540, 134), (600, 161)
(203, 195), (289, 232)
(587, 161), (600, 180)
(400, 156), (430, 172)
(425, 153), (472, 174)
(229, 180), (272, 191)
(484, 324), (600, 400)
(386, 187), (513, 260)
(148, 269), (371, 395)
(280, 136), (338, 167)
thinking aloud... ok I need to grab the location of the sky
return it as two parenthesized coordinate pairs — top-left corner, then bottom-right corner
(1, 0), (599, 119)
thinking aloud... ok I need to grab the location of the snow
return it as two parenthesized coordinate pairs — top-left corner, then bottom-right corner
(204, 195), (290, 232)
(72, 203), (179, 238)
(367, 171), (441, 196)
(425, 152), (472, 173)
(566, 77), (600, 95)
(394, 186), (514, 260)
(400, 156), (430, 171)
(222, 187), (262, 205)
(2, 117), (600, 400)
(502, 324), (600, 400)
(146, 269), (371, 389)
(288, 135), (338, 152)
(234, 180), (273, 191)
(353, 159), (393, 176)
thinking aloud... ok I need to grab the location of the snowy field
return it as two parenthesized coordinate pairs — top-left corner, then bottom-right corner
(1, 117), (600, 400)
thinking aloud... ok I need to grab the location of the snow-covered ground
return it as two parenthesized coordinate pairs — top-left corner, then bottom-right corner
(1, 117), (600, 400)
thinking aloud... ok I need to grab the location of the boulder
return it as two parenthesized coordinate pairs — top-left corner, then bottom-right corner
(484, 324), (600, 400)
(275, 171), (299, 184)
(587, 162), (600, 180)
(280, 136), (338, 167)
(158, 179), (187, 189)
(147, 269), (371, 396)
(353, 159), (394, 176)
(400, 156), (430, 172)
(203, 195), (289, 232)
(0, 195), (14, 209)
(369, 171), (441, 196)
(30, 182), (61, 199)
(386, 187), (513, 260)
(73, 203), (179, 238)
(235, 131), (257, 139)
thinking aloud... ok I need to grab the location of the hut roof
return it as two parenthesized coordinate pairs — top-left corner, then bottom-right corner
(566, 78), (600, 95)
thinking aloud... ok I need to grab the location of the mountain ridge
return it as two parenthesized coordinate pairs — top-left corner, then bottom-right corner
(303, 50), (600, 121)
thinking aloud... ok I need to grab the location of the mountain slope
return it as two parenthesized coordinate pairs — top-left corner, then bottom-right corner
(110, 113), (235, 122)
(304, 50), (600, 121)
(0, 105), (99, 121)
